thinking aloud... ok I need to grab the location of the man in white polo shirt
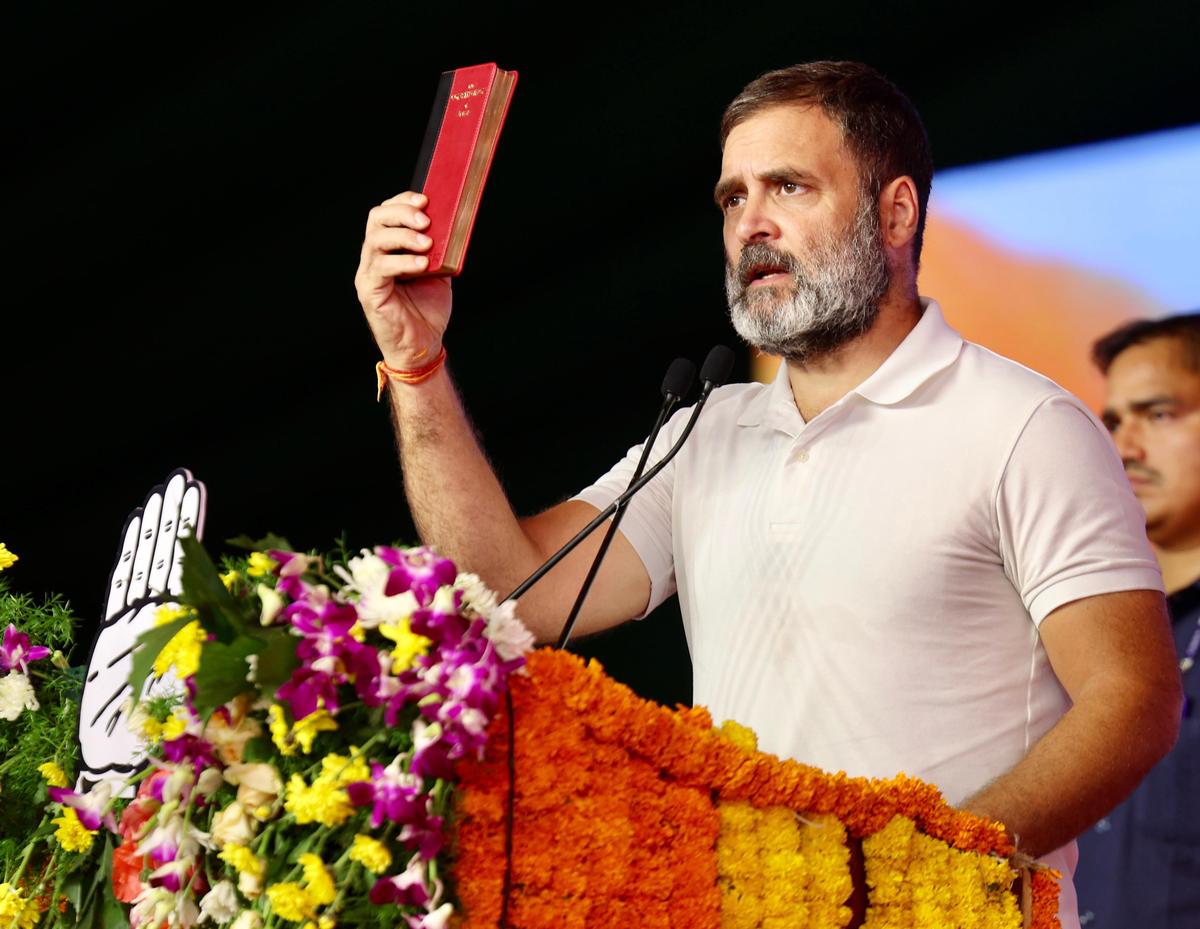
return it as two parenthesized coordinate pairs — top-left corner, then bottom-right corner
(356, 61), (1182, 928)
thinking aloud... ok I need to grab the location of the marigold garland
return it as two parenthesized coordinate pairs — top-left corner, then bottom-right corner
(452, 649), (1062, 929)
(862, 815), (1021, 929)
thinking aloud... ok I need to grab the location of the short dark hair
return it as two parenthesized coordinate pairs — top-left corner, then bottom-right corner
(1092, 312), (1200, 374)
(720, 61), (934, 265)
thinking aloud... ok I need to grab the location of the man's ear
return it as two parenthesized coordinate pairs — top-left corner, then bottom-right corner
(879, 175), (919, 252)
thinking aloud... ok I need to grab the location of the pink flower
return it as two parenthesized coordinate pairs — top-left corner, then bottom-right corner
(0, 624), (50, 673)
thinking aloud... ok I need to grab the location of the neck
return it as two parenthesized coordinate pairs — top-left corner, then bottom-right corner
(1153, 540), (1200, 596)
(785, 289), (923, 421)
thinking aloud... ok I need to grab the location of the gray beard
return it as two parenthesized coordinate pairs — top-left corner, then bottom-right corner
(724, 196), (891, 364)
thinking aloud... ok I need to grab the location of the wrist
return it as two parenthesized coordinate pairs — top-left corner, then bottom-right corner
(376, 346), (448, 400)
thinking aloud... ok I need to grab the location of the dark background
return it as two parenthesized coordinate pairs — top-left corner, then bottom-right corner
(5, 1), (1198, 706)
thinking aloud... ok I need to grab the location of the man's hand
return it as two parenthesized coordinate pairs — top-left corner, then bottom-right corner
(354, 191), (451, 369)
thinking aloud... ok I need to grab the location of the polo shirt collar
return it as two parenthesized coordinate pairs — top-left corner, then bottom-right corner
(736, 297), (964, 430)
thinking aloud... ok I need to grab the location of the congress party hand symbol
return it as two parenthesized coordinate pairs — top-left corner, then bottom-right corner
(76, 469), (207, 791)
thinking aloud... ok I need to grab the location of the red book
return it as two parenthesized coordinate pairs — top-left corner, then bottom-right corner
(411, 62), (518, 276)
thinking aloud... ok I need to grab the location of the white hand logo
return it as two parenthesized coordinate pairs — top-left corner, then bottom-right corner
(76, 469), (207, 791)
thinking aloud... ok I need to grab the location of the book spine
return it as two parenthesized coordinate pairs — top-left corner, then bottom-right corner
(411, 70), (455, 193)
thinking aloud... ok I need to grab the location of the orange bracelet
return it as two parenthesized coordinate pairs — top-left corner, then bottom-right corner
(375, 347), (447, 400)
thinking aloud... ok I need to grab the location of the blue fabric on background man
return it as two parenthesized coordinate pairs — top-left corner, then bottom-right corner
(1074, 578), (1200, 927)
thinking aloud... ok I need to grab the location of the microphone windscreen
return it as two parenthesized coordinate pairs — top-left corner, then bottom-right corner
(661, 357), (697, 400)
(700, 345), (736, 388)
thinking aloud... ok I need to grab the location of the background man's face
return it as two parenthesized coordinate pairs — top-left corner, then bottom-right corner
(1102, 337), (1200, 547)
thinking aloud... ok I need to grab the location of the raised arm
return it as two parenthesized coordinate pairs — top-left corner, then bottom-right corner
(354, 191), (651, 641)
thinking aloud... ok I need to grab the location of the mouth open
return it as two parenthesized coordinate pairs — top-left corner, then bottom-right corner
(744, 263), (791, 287)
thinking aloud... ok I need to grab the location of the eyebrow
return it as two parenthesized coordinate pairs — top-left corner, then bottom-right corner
(1101, 395), (1178, 420)
(712, 167), (818, 207)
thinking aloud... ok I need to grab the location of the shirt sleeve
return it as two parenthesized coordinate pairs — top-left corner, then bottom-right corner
(995, 394), (1164, 624)
(570, 409), (685, 619)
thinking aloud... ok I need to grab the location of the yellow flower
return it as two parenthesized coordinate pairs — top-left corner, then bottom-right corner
(52, 808), (96, 853)
(266, 882), (315, 922)
(0, 882), (39, 929)
(141, 715), (164, 742)
(268, 704), (293, 756)
(247, 552), (278, 578)
(219, 844), (265, 879)
(317, 751), (369, 788)
(155, 604), (193, 626)
(379, 619), (431, 673)
(284, 774), (353, 827)
(268, 705), (338, 756)
(220, 569), (241, 590)
(349, 834), (392, 874)
(38, 762), (69, 788)
(293, 710), (338, 754)
(0, 544), (18, 572)
(153, 620), (207, 678)
(719, 719), (758, 752)
(298, 854), (336, 906)
(162, 707), (192, 741)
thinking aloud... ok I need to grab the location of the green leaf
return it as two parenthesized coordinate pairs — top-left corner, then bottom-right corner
(100, 894), (127, 929)
(254, 628), (302, 693)
(179, 534), (247, 643)
(226, 532), (295, 553)
(62, 874), (83, 914)
(191, 635), (262, 716)
(127, 617), (190, 698)
(241, 736), (274, 763)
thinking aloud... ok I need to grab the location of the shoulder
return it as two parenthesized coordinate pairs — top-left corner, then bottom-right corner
(947, 340), (1105, 435)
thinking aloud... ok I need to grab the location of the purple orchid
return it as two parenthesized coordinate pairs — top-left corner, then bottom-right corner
(346, 760), (425, 828)
(285, 598), (359, 665)
(376, 546), (457, 607)
(407, 904), (454, 929)
(409, 590), (470, 648)
(1, 624), (51, 673)
(276, 665), (342, 720)
(409, 720), (457, 781)
(399, 807), (445, 860)
(343, 641), (403, 708)
(136, 814), (210, 867)
(368, 854), (442, 908)
(269, 549), (318, 579)
(161, 733), (218, 771)
(48, 782), (119, 832)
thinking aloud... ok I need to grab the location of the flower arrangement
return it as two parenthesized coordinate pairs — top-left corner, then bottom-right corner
(0, 538), (1062, 929)
(1, 537), (533, 929)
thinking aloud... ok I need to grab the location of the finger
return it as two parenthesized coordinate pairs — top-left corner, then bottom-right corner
(368, 203), (431, 232)
(169, 477), (206, 594)
(127, 490), (163, 603)
(370, 254), (431, 279)
(105, 513), (141, 621)
(368, 227), (434, 255)
(381, 191), (428, 208)
(148, 473), (187, 595)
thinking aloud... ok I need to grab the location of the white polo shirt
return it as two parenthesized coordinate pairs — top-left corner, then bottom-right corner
(575, 299), (1161, 927)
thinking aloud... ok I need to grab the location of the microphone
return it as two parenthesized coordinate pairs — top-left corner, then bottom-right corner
(503, 346), (735, 621)
(553, 358), (696, 648)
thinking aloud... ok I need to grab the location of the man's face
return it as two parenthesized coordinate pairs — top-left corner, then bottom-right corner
(1101, 338), (1200, 548)
(715, 104), (889, 362)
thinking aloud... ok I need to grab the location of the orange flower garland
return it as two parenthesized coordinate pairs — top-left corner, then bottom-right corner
(451, 649), (1062, 929)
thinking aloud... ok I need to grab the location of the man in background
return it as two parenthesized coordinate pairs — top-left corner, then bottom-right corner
(1075, 313), (1200, 928)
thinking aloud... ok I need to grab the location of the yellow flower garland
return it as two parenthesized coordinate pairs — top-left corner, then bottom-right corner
(862, 816), (1021, 929)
